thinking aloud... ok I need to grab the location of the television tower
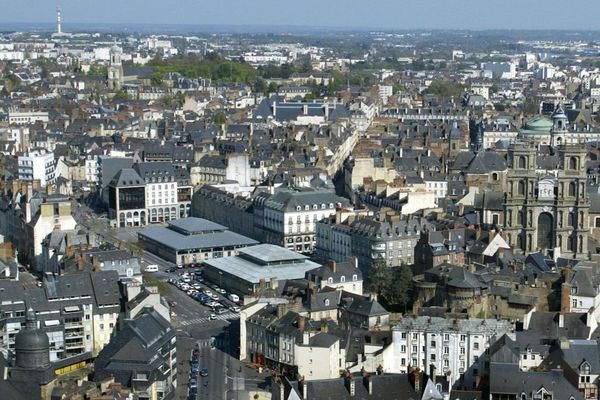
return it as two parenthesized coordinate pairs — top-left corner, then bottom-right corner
(56, 7), (62, 34)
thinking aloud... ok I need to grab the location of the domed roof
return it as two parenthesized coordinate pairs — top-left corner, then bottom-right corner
(15, 327), (49, 351)
(110, 44), (122, 54)
(520, 116), (552, 136)
(15, 309), (49, 352)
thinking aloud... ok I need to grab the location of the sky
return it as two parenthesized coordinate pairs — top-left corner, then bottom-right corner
(0, 0), (600, 31)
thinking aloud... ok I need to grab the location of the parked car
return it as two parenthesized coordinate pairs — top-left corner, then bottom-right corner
(229, 306), (240, 313)
(215, 307), (228, 315)
(209, 313), (217, 320)
(200, 368), (208, 377)
(166, 267), (177, 273)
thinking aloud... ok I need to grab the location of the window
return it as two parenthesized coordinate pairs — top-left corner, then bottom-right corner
(430, 341), (436, 348)
(569, 156), (577, 170)
(444, 347), (449, 354)
(569, 182), (576, 197)
(518, 156), (526, 169)
(401, 345), (406, 352)
(518, 180), (525, 195)
(474, 342), (480, 350)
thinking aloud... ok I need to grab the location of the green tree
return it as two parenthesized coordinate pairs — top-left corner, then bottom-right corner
(213, 111), (227, 125)
(384, 266), (414, 312)
(266, 82), (279, 95)
(366, 258), (392, 296)
(88, 64), (108, 77)
(113, 89), (129, 102)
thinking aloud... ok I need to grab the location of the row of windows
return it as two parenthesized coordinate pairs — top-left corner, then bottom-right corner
(296, 203), (335, 211)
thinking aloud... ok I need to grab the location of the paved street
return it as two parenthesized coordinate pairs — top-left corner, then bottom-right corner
(194, 346), (270, 400)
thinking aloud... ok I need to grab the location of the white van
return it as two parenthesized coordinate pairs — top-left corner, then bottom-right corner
(145, 264), (159, 272)
(228, 293), (240, 303)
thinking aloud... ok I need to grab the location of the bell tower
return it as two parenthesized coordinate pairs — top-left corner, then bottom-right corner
(108, 45), (123, 91)
(551, 104), (568, 146)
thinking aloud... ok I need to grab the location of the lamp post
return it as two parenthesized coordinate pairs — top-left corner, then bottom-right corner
(219, 271), (223, 288)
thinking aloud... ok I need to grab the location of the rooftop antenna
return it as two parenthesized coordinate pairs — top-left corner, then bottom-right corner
(56, 6), (62, 35)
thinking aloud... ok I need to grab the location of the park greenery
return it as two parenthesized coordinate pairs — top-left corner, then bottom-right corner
(148, 53), (257, 85)
(366, 258), (414, 312)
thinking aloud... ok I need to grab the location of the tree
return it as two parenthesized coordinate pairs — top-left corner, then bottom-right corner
(366, 258), (392, 296)
(384, 266), (414, 312)
(213, 111), (227, 125)
(113, 90), (129, 102)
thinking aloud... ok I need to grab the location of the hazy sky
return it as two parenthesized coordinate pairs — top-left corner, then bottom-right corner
(1, 0), (599, 30)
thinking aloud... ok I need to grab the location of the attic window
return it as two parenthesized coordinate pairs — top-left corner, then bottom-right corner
(296, 206), (301, 211)
(325, 299), (330, 306)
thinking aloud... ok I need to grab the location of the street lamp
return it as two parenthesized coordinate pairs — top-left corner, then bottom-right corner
(219, 271), (223, 288)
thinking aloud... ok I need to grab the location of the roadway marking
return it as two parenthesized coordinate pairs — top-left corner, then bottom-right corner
(178, 312), (239, 326)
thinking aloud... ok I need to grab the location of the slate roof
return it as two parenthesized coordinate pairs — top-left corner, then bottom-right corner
(108, 168), (144, 187)
(489, 363), (583, 398)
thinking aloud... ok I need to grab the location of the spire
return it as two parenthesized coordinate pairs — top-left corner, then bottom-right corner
(25, 307), (37, 330)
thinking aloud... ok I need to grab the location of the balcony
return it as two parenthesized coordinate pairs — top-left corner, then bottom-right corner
(65, 340), (84, 349)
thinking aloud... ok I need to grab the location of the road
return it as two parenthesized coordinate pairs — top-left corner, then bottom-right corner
(195, 345), (269, 400)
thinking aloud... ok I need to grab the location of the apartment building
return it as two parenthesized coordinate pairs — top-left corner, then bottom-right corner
(18, 150), (56, 187)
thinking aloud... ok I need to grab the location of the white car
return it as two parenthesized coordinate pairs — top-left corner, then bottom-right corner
(209, 313), (217, 320)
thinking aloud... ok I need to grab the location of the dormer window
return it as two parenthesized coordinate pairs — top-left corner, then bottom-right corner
(340, 276), (346, 283)
(325, 299), (330, 306)
(580, 361), (591, 375)
(296, 206), (302, 211)
(327, 277), (333, 284)
(321, 204), (326, 209)
(353, 274), (357, 281)
(305, 205), (310, 211)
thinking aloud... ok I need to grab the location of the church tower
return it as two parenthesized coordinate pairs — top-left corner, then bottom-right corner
(108, 45), (123, 91)
(551, 104), (568, 146)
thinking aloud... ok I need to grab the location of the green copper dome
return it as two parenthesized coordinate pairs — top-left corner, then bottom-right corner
(520, 116), (552, 136)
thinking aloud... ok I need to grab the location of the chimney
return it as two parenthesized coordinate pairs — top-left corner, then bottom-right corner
(299, 376), (308, 399)
(561, 283), (572, 313)
(409, 368), (421, 392)
(329, 261), (337, 273)
(560, 337), (570, 350)
(559, 313), (565, 328)
(272, 101), (277, 117)
(277, 303), (287, 318)
(324, 101), (330, 120)
(346, 373), (356, 397)
(303, 104), (309, 115)
(363, 374), (373, 395)
(298, 316), (305, 331)
(278, 378), (285, 400)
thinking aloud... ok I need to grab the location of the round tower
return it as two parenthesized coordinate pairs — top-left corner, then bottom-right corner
(15, 308), (50, 369)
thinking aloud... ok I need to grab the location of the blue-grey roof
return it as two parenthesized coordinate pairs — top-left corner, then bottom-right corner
(138, 224), (257, 252)
(204, 245), (320, 284)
